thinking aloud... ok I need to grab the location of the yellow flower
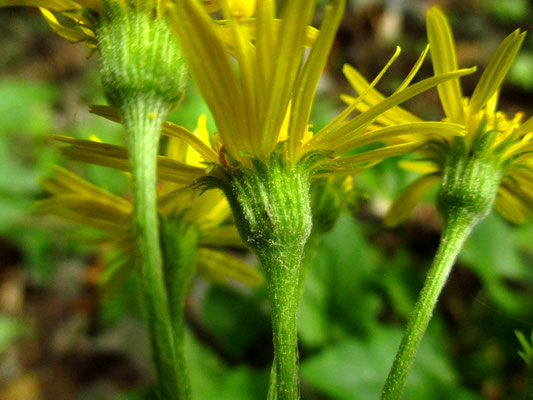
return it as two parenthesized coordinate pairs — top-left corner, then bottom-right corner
(143, 0), (471, 176)
(36, 117), (263, 288)
(42, 5), (474, 395)
(49, 2), (475, 211)
(344, 7), (532, 225)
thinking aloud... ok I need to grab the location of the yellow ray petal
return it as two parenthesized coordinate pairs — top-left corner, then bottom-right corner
(516, 116), (533, 138)
(426, 7), (465, 123)
(196, 248), (263, 286)
(384, 173), (440, 226)
(288, 0), (345, 162)
(89, 105), (219, 163)
(158, 186), (230, 228)
(394, 44), (430, 93)
(314, 46), (403, 144)
(222, 1), (258, 153)
(168, 0), (247, 159)
(36, 194), (130, 222)
(328, 141), (423, 170)
(332, 121), (465, 155)
(255, 0), (275, 111)
(316, 67), (476, 152)
(0, 0), (81, 10)
(494, 186), (530, 224)
(217, 17), (320, 47)
(339, 93), (415, 128)
(40, 8), (93, 43)
(52, 135), (205, 184)
(39, 166), (132, 211)
(259, 0), (318, 158)
(398, 160), (440, 174)
(469, 30), (525, 114)
(199, 225), (244, 247)
(37, 206), (124, 232)
(509, 143), (533, 162)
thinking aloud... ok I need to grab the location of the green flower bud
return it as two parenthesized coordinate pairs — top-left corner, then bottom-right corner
(97, 2), (187, 111)
(437, 132), (502, 225)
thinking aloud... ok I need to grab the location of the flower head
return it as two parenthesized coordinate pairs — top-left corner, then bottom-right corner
(345, 7), (532, 225)
(134, 0), (473, 179)
(42, 1), (473, 185)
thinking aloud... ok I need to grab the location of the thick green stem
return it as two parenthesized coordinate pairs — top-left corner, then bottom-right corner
(160, 218), (198, 400)
(123, 98), (181, 400)
(258, 242), (302, 400)
(96, 6), (188, 399)
(207, 153), (317, 400)
(380, 212), (476, 399)
(381, 133), (502, 399)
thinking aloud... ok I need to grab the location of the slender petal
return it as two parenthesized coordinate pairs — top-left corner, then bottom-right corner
(469, 30), (526, 114)
(426, 7), (465, 123)
(384, 173), (441, 226)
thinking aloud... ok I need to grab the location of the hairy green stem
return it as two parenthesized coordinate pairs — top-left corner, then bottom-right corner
(259, 243), (302, 400)
(380, 211), (476, 399)
(206, 153), (317, 400)
(265, 225), (321, 400)
(124, 98), (182, 400)
(160, 218), (198, 400)
(382, 133), (502, 399)
(96, 6), (188, 398)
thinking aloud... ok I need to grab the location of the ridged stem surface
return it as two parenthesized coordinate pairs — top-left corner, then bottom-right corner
(123, 99), (183, 400)
(160, 218), (198, 400)
(211, 153), (316, 400)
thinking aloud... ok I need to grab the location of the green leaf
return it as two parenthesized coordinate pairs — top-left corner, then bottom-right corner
(201, 285), (270, 359)
(461, 214), (528, 279)
(299, 214), (383, 347)
(300, 325), (480, 400)
(460, 214), (533, 314)
(186, 332), (268, 400)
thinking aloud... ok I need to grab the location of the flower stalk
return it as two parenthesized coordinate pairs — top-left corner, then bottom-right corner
(380, 210), (474, 399)
(96, 4), (187, 399)
(204, 151), (319, 400)
(125, 97), (183, 399)
(381, 136), (502, 399)
(160, 216), (198, 400)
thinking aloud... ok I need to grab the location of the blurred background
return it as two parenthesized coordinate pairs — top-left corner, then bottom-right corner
(0, 0), (532, 399)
